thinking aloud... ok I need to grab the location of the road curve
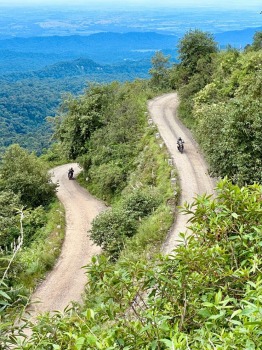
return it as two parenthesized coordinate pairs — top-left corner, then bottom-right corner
(148, 93), (215, 254)
(28, 163), (107, 314)
(28, 93), (214, 314)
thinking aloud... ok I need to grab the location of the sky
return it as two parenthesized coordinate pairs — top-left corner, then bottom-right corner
(0, 0), (261, 9)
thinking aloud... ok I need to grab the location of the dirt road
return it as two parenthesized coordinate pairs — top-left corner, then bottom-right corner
(28, 92), (214, 315)
(28, 163), (107, 314)
(148, 93), (215, 254)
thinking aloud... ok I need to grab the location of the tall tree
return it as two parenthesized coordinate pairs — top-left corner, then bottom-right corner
(178, 29), (218, 79)
(149, 51), (171, 89)
(54, 84), (113, 159)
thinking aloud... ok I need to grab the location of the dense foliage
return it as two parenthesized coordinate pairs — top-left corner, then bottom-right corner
(194, 50), (262, 184)
(0, 190), (21, 248)
(13, 180), (262, 349)
(0, 144), (57, 254)
(0, 144), (56, 207)
(170, 30), (262, 185)
(0, 199), (65, 347)
(1, 28), (261, 349)
(0, 145), (63, 345)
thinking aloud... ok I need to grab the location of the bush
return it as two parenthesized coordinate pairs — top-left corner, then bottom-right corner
(90, 208), (137, 259)
(0, 190), (21, 248)
(0, 144), (57, 208)
(23, 206), (47, 244)
(121, 188), (161, 220)
(89, 162), (125, 201)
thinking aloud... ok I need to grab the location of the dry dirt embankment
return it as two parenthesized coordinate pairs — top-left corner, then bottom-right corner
(148, 93), (215, 254)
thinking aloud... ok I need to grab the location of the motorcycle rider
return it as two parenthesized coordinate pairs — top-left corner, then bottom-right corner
(177, 137), (184, 150)
(68, 167), (74, 179)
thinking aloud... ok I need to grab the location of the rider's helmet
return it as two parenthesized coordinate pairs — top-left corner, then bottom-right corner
(178, 137), (182, 141)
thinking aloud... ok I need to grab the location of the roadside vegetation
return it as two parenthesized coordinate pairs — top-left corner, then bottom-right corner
(52, 78), (177, 260)
(0, 145), (64, 343)
(0, 28), (261, 349)
(170, 30), (262, 185)
(14, 180), (262, 349)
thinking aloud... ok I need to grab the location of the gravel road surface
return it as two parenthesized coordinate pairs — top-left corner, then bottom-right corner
(28, 163), (106, 314)
(148, 93), (215, 254)
(28, 92), (215, 316)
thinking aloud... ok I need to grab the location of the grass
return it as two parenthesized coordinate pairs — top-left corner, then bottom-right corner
(121, 205), (174, 261)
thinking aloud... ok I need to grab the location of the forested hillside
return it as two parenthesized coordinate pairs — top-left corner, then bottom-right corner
(1, 27), (260, 156)
(0, 58), (151, 154)
(1, 29), (261, 349)
(0, 32), (169, 155)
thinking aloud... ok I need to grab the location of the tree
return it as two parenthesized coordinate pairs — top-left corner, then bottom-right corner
(194, 50), (262, 185)
(174, 30), (218, 123)
(178, 29), (218, 79)
(149, 51), (171, 89)
(54, 84), (114, 159)
(252, 31), (262, 51)
(0, 144), (56, 207)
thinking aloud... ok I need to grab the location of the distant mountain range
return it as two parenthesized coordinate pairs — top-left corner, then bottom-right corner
(0, 28), (261, 76)
(0, 32), (178, 53)
(215, 26), (262, 49)
(0, 27), (261, 155)
(2, 57), (151, 82)
(0, 32), (178, 70)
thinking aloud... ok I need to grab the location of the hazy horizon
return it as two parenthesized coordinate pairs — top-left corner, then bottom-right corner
(0, 0), (261, 10)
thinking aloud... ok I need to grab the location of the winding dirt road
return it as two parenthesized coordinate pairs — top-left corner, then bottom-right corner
(28, 163), (107, 314)
(28, 92), (215, 316)
(148, 93), (215, 254)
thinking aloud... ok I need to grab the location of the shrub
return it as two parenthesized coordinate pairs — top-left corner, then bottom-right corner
(121, 188), (161, 220)
(89, 162), (125, 200)
(90, 208), (137, 259)
(0, 144), (57, 208)
(0, 190), (21, 248)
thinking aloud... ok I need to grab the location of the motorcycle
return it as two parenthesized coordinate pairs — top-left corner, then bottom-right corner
(177, 140), (184, 153)
(68, 169), (74, 180)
